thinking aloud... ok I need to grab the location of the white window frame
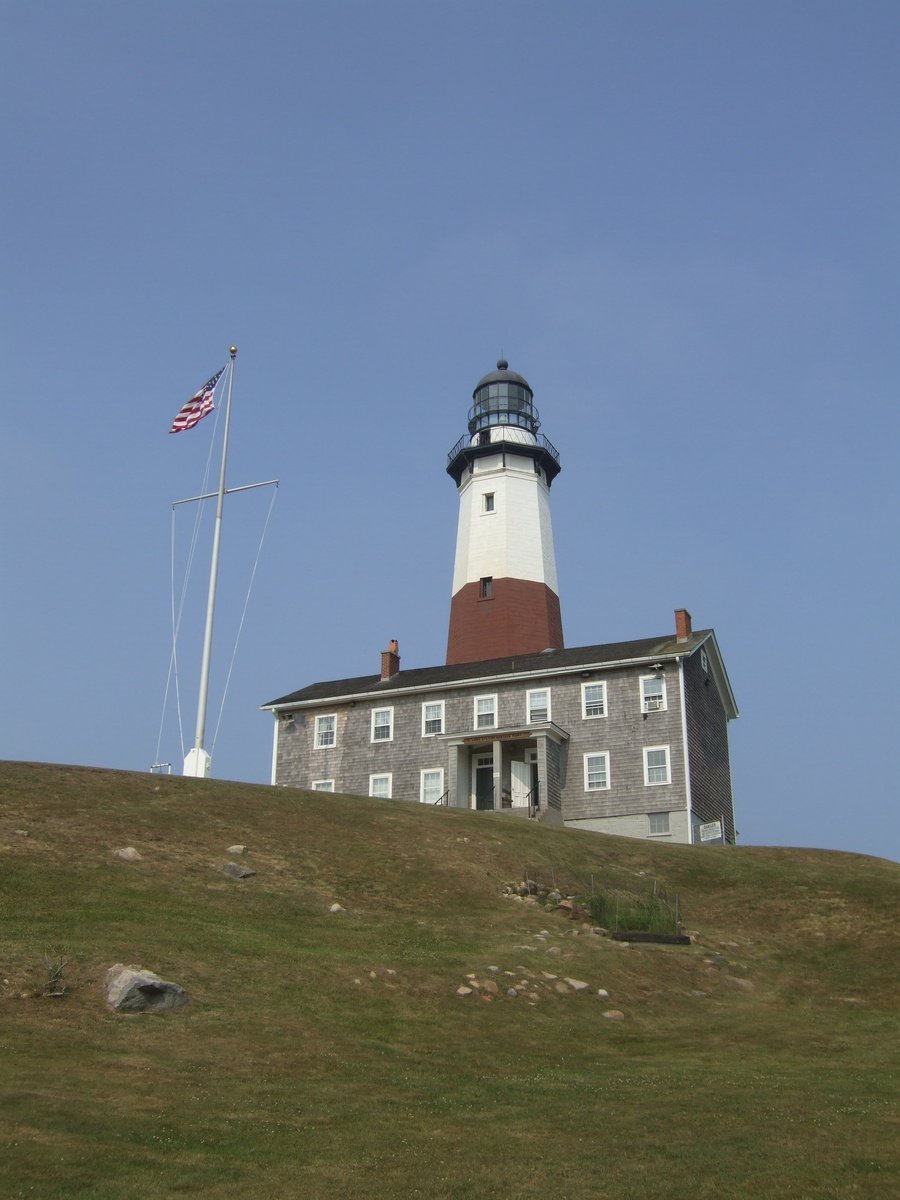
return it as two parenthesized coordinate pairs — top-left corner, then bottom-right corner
(420, 768), (445, 805)
(648, 811), (671, 836)
(369, 773), (392, 799)
(315, 714), (337, 748)
(640, 674), (667, 713)
(421, 699), (445, 737)
(311, 779), (334, 792)
(583, 751), (610, 791)
(581, 681), (607, 719)
(700, 647), (709, 674)
(474, 693), (498, 730)
(527, 687), (551, 724)
(643, 745), (671, 786)
(370, 706), (394, 743)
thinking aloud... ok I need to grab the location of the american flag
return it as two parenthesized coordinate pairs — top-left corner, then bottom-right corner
(169, 366), (225, 433)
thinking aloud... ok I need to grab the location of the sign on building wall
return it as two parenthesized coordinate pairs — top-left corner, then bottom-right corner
(698, 820), (723, 843)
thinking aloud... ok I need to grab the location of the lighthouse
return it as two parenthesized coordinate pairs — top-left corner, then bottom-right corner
(445, 360), (563, 665)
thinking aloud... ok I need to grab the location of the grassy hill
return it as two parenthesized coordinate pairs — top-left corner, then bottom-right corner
(1, 761), (897, 1199)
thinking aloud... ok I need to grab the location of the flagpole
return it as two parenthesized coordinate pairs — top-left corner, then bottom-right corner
(184, 345), (237, 778)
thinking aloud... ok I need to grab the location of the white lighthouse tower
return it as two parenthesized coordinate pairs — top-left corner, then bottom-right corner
(446, 360), (563, 665)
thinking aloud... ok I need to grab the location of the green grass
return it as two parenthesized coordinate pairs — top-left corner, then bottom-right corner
(1, 760), (898, 1198)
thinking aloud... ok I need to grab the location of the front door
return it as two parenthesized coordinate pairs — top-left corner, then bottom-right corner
(511, 760), (530, 808)
(474, 754), (494, 810)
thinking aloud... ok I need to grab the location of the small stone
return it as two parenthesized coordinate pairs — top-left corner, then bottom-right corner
(369, 971), (377, 980)
(603, 1009), (625, 1020)
(506, 988), (519, 998)
(226, 844), (246, 855)
(554, 980), (570, 994)
(541, 971), (558, 980)
(105, 964), (187, 1013)
(329, 903), (346, 913)
(222, 862), (255, 879)
(482, 980), (500, 996)
(385, 968), (397, 976)
(547, 946), (561, 956)
(596, 988), (609, 999)
(456, 986), (473, 997)
(526, 992), (540, 1002)
(725, 976), (754, 992)
(14, 830), (28, 837)
(564, 978), (590, 992)
(486, 965), (500, 973)
(114, 847), (142, 861)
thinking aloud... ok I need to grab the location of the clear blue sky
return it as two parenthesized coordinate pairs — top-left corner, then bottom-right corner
(2, 1), (897, 861)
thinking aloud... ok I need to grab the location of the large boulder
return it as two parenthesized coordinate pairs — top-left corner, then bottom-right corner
(105, 964), (188, 1013)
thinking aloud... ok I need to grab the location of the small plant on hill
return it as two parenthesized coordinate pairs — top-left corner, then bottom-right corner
(40, 950), (69, 999)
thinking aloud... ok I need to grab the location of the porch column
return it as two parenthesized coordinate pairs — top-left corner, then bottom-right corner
(492, 739), (503, 811)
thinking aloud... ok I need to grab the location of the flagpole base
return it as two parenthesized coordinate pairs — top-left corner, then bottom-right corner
(183, 748), (211, 778)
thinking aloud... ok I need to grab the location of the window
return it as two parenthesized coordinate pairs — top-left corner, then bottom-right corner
(527, 688), (550, 723)
(480, 577), (493, 599)
(644, 745), (671, 786)
(312, 779), (334, 792)
(483, 492), (495, 513)
(648, 811), (670, 835)
(584, 752), (610, 791)
(422, 700), (444, 736)
(369, 774), (392, 799)
(700, 647), (709, 674)
(474, 694), (497, 729)
(582, 681), (607, 719)
(641, 675), (667, 713)
(371, 707), (393, 742)
(315, 714), (336, 748)
(421, 768), (445, 805)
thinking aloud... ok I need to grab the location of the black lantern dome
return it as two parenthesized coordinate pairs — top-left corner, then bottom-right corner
(468, 358), (540, 438)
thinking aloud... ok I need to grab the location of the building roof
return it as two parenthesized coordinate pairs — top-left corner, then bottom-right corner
(262, 629), (738, 718)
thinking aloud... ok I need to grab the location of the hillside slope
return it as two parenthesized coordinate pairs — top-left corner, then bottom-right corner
(1, 761), (897, 1199)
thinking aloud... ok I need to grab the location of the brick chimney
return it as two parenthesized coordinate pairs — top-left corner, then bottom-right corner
(675, 608), (692, 642)
(380, 639), (400, 680)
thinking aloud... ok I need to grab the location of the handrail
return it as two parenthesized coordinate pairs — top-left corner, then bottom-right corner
(525, 782), (541, 820)
(432, 790), (450, 807)
(447, 430), (560, 467)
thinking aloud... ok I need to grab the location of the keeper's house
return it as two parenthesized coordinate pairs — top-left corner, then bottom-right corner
(263, 361), (738, 844)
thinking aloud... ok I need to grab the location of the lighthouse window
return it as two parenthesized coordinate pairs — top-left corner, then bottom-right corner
(480, 577), (493, 599)
(483, 492), (495, 513)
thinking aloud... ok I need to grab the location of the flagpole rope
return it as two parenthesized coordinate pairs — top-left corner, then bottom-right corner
(210, 482), (279, 756)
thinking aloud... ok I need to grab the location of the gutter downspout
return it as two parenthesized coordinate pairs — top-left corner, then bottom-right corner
(270, 714), (280, 786)
(677, 656), (693, 843)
